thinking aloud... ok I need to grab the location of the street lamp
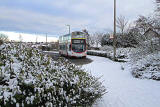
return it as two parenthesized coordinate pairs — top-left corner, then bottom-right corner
(113, 0), (117, 61)
(46, 33), (47, 44)
(66, 25), (70, 34)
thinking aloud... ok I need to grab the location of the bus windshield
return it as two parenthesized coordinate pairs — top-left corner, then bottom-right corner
(72, 39), (86, 52)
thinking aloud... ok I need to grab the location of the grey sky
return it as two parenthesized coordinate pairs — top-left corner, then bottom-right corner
(0, 0), (156, 37)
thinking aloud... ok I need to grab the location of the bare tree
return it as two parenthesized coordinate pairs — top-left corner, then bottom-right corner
(116, 15), (128, 34)
(0, 33), (9, 42)
(87, 35), (95, 48)
(156, 0), (160, 11)
(134, 15), (155, 34)
(83, 29), (91, 48)
(93, 32), (104, 47)
(19, 34), (23, 42)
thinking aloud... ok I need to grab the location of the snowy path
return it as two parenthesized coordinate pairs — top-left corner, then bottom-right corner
(83, 55), (160, 107)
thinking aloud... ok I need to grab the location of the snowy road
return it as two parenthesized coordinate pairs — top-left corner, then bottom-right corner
(83, 55), (160, 107)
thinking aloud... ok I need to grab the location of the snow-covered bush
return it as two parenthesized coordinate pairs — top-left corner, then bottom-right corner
(100, 45), (135, 59)
(130, 38), (160, 62)
(131, 52), (160, 80)
(99, 45), (160, 81)
(129, 37), (160, 80)
(0, 43), (106, 106)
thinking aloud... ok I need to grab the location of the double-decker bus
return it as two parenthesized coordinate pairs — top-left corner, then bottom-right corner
(59, 31), (87, 58)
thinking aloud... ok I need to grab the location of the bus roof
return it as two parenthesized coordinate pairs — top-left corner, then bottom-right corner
(59, 31), (84, 38)
(59, 31), (86, 43)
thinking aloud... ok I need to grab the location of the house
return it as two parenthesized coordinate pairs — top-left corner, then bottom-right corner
(143, 28), (160, 39)
(143, 28), (160, 51)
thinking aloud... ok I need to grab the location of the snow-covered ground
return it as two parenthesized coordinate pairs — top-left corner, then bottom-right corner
(83, 55), (160, 107)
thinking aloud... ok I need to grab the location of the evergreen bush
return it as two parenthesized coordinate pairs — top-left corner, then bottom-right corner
(0, 43), (106, 106)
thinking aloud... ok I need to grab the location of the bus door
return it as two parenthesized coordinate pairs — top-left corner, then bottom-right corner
(65, 42), (68, 56)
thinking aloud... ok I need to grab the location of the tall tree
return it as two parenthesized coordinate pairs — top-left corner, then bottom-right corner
(93, 32), (104, 47)
(135, 16), (154, 34)
(156, 0), (160, 3)
(116, 15), (128, 34)
(156, 0), (160, 11)
(83, 29), (91, 48)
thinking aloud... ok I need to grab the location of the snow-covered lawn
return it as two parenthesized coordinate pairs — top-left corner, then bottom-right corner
(83, 55), (160, 107)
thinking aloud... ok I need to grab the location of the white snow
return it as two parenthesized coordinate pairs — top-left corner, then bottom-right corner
(43, 51), (59, 54)
(1, 43), (105, 106)
(83, 55), (160, 107)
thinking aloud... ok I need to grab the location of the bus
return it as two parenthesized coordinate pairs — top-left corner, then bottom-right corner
(59, 31), (87, 58)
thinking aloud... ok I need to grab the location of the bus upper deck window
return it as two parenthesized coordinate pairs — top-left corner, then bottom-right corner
(77, 32), (80, 35)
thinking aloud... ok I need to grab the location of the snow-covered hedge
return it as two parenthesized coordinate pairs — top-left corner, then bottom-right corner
(100, 46), (135, 59)
(87, 46), (135, 61)
(0, 43), (106, 106)
(87, 50), (110, 58)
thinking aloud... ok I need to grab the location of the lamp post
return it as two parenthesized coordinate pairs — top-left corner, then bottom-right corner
(113, 0), (117, 61)
(66, 25), (70, 34)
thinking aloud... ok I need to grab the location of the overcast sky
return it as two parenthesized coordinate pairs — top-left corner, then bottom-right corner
(0, 0), (156, 38)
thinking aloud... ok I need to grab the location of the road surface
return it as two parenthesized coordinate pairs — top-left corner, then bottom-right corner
(43, 51), (93, 65)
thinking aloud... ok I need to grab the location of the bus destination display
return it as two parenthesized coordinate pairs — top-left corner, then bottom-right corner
(72, 40), (84, 44)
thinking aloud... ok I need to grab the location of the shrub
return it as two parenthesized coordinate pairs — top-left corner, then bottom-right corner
(0, 43), (106, 106)
(101, 33), (138, 48)
(131, 52), (160, 80)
